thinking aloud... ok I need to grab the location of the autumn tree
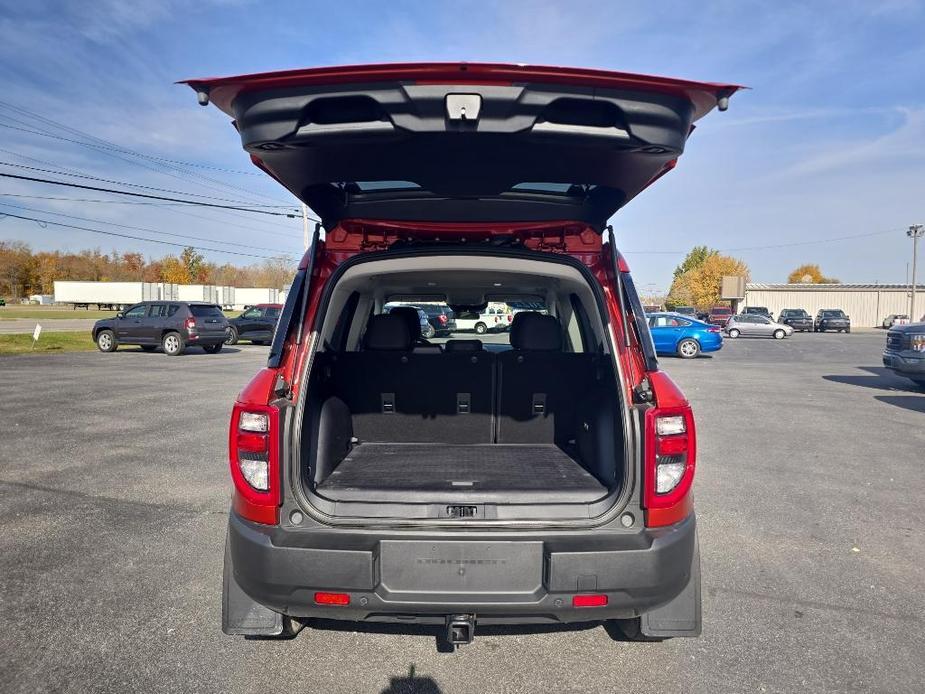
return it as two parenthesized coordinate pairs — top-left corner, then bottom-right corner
(787, 264), (840, 284)
(668, 252), (750, 309)
(180, 246), (209, 283)
(160, 255), (191, 284)
(672, 245), (716, 281)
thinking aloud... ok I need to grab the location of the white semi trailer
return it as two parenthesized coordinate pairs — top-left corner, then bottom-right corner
(53, 281), (179, 310)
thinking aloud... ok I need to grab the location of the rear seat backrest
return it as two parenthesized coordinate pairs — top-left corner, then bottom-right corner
(334, 313), (494, 444)
(497, 312), (596, 445)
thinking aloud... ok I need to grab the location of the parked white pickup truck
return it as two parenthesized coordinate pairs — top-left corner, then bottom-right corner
(453, 310), (511, 334)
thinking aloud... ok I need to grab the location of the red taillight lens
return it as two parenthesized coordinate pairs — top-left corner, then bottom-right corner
(572, 594), (608, 607)
(229, 401), (279, 525)
(707, 326), (721, 333)
(644, 406), (696, 527)
(314, 592), (350, 606)
(507, 314), (513, 322)
(185, 317), (196, 329)
(438, 314), (448, 324)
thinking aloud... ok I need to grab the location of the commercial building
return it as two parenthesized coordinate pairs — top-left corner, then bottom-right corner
(744, 283), (920, 327)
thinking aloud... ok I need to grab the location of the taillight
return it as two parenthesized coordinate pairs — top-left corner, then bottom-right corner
(438, 314), (448, 325)
(707, 326), (721, 333)
(229, 402), (280, 525)
(185, 317), (196, 329)
(644, 405), (696, 527)
(507, 314), (513, 322)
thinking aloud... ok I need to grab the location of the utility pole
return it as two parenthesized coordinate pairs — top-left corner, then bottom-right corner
(909, 224), (924, 321)
(301, 203), (311, 252)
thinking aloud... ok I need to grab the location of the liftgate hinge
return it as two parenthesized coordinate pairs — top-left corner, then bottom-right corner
(273, 374), (293, 399)
(633, 378), (653, 404)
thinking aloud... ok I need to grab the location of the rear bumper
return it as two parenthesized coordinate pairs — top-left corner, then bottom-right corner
(883, 350), (925, 376)
(226, 511), (697, 624)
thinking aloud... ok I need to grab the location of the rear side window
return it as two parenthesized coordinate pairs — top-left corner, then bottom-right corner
(266, 307), (281, 319)
(149, 304), (167, 318)
(167, 304), (180, 317)
(189, 305), (224, 318)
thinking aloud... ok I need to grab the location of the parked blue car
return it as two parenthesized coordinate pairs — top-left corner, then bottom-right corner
(646, 312), (723, 359)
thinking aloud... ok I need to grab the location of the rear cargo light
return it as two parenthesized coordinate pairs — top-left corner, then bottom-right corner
(185, 317), (196, 329)
(572, 594), (608, 607)
(314, 592), (350, 606)
(229, 401), (279, 524)
(644, 405), (696, 527)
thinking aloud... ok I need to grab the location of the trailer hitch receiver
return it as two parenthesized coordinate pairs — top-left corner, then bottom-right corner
(446, 614), (475, 646)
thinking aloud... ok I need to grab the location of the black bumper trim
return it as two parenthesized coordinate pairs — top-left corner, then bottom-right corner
(227, 511), (696, 623)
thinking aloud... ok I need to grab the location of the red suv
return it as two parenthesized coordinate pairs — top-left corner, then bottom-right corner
(188, 63), (739, 647)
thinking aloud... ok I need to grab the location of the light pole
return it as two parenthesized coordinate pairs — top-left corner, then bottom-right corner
(910, 224), (924, 321)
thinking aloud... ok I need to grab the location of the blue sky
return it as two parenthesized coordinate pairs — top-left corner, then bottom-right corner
(1, 0), (924, 291)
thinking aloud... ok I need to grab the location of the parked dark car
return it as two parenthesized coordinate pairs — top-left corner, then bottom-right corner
(92, 301), (228, 355)
(778, 308), (814, 332)
(415, 303), (457, 336)
(814, 309), (850, 333)
(707, 305), (733, 326)
(742, 306), (774, 321)
(226, 303), (283, 345)
(191, 61), (740, 646)
(883, 323), (925, 388)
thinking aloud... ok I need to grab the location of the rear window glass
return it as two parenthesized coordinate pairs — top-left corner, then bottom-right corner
(374, 299), (553, 352)
(189, 305), (224, 318)
(822, 310), (845, 317)
(167, 304), (180, 316)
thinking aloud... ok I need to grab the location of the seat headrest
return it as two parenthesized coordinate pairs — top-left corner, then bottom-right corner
(510, 312), (562, 351)
(388, 306), (422, 341)
(363, 314), (411, 351)
(444, 339), (483, 353)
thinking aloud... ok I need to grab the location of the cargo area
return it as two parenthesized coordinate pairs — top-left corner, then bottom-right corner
(296, 253), (627, 520)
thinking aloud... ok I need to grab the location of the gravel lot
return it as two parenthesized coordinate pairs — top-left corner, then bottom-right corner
(1, 333), (923, 693)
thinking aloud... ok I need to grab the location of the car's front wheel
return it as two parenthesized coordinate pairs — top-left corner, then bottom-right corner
(727, 328), (740, 338)
(224, 326), (239, 345)
(96, 329), (117, 352)
(162, 331), (185, 356)
(773, 329), (786, 340)
(677, 338), (701, 359)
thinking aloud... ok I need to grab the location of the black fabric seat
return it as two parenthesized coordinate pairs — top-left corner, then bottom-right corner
(387, 305), (440, 353)
(497, 312), (597, 445)
(332, 313), (494, 444)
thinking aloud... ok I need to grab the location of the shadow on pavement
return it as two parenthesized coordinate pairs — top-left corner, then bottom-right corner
(381, 665), (442, 694)
(874, 395), (925, 413)
(822, 367), (919, 393)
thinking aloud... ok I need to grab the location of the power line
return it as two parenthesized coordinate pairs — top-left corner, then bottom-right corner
(0, 193), (305, 238)
(0, 102), (292, 206)
(0, 171), (305, 218)
(0, 160), (294, 208)
(0, 201), (295, 254)
(0, 120), (260, 176)
(0, 211), (293, 260)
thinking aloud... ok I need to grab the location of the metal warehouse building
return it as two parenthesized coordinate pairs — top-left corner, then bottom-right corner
(744, 283), (920, 328)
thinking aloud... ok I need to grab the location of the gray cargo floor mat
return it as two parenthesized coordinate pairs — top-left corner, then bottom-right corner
(315, 442), (608, 503)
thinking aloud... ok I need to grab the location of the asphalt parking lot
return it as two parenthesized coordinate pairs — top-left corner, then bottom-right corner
(1, 332), (923, 693)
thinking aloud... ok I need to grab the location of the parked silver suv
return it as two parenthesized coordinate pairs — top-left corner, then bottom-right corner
(724, 314), (793, 339)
